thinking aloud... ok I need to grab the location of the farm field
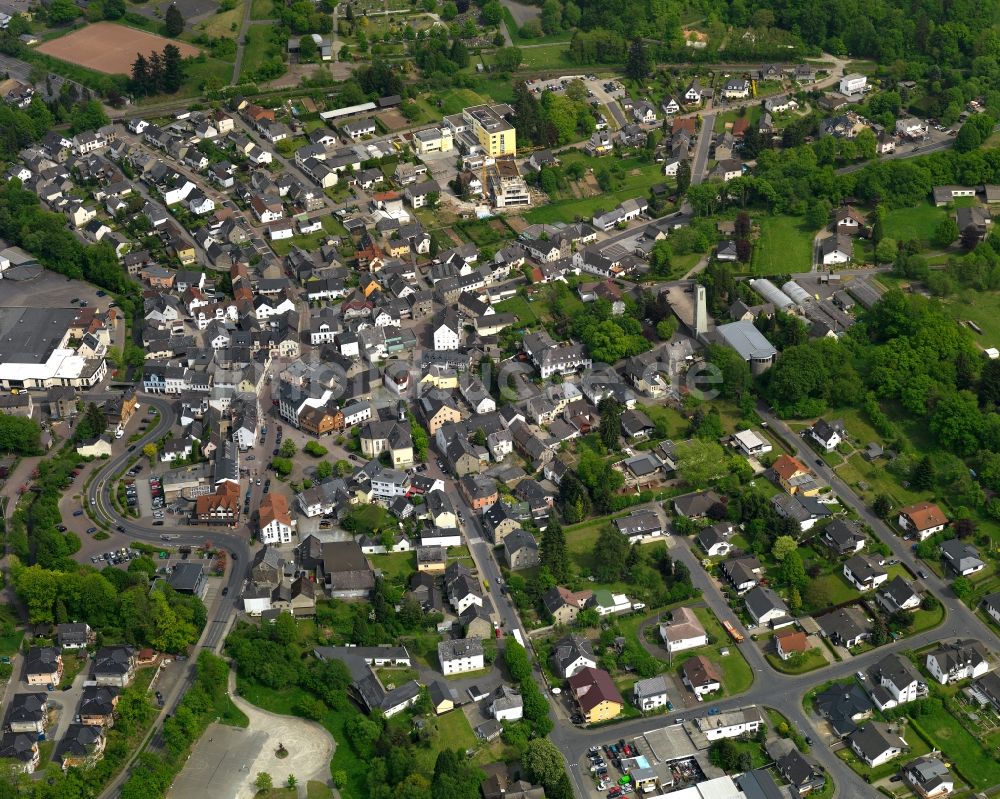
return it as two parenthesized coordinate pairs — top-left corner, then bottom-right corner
(37, 22), (201, 74)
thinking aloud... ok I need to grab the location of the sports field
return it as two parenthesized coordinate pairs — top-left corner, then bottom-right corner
(37, 22), (200, 75)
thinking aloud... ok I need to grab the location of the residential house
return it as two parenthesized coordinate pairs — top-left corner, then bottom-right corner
(809, 418), (844, 451)
(774, 629), (809, 661)
(659, 607), (707, 653)
(824, 520), (866, 555)
(613, 509), (663, 541)
(695, 522), (734, 558)
(941, 539), (985, 576)
(744, 586), (789, 627)
(58, 724), (106, 770)
(843, 554), (888, 592)
(92, 647), (137, 687)
(503, 529), (539, 571)
(866, 653), (925, 711)
(925, 640), (990, 684)
(567, 667), (623, 723)
(681, 655), (722, 699)
(877, 576), (921, 614)
(902, 757), (954, 799)
(897, 502), (948, 540)
(438, 638), (484, 676)
(816, 607), (871, 648)
(25, 646), (62, 686)
(258, 493), (294, 545)
(6, 693), (48, 734)
(551, 634), (597, 679)
(633, 675), (670, 712)
(849, 723), (907, 768)
(541, 586), (592, 626)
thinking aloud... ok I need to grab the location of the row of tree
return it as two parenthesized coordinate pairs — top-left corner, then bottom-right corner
(129, 45), (187, 97)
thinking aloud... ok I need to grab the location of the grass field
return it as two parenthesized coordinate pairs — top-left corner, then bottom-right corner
(516, 43), (576, 70)
(941, 288), (1000, 346)
(751, 215), (815, 274)
(269, 216), (344, 256)
(714, 106), (762, 134)
(523, 160), (667, 225)
(910, 703), (1000, 790)
(251, 0), (275, 18)
(672, 607), (754, 696)
(496, 295), (545, 327)
(198, 0), (247, 37)
(240, 24), (283, 82)
(371, 551), (416, 583)
(882, 201), (948, 245)
(502, 8), (574, 46)
(765, 648), (828, 674)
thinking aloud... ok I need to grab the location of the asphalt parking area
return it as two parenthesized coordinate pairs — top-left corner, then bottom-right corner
(168, 723), (268, 799)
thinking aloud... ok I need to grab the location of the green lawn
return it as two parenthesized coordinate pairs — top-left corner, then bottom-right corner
(239, 24), (283, 82)
(765, 648), (828, 674)
(58, 653), (86, 690)
(269, 216), (345, 256)
(516, 43), (576, 70)
(371, 551), (416, 584)
(803, 573), (858, 610)
(198, 0), (247, 37)
(909, 703), (1000, 790)
(501, 8), (574, 46)
(671, 607), (754, 697)
(250, 0), (274, 18)
(523, 160), (669, 225)
(713, 107), (762, 134)
(345, 504), (396, 536)
(750, 215), (816, 274)
(882, 201), (948, 246)
(637, 404), (688, 438)
(940, 288), (1000, 347)
(496, 295), (545, 327)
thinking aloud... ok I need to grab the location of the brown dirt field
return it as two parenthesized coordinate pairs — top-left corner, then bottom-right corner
(37, 22), (201, 75)
(378, 109), (409, 131)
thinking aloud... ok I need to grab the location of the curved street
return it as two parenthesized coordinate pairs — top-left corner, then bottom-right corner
(79, 388), (999, 799)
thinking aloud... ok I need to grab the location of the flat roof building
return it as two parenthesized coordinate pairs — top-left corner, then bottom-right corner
(715, 321), (777, 374)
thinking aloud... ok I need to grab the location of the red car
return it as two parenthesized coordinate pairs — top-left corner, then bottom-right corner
(608, 789), (623, 798)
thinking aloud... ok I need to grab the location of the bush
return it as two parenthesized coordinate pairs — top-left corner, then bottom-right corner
(303, 441), (328, 458)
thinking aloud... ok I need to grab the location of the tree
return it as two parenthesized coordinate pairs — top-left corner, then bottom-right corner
(315, 460), (334, 479)
(910, 455), (935, 490)
(772, 535), (797, 561)
(592, 524), (629, 583)
(522, 740), (566, 789)
(164, 3), (185, 37)
(503, 639), (531, 682)
(673, 439), (726, 485)
(143, 443), (158, 463)
(931, 217), (959, 248)
(981, 358), (1000, 406)
(298, 34), (319, 61)
(161, 44), (184, 93)
(598, 397), (623, 450)
(411, 422), (430, 462)
(540, 513), (569, 582)
(873, 494), (893, 518)
(432, 750), (483, 799)
(495, 46), (522, 72)
(279, 439), (297, 458)
(676, 159), (691, 197)
(705, 343), (752, 399)
(286, 775), (298, 789)
(47, 0), (79, 24)
(624, 38), (650, 81)
(480, 1), (502, 25)
(874, 237), (897, 264)
(255, 773), (273, 792)
(954, 122), (983, 153)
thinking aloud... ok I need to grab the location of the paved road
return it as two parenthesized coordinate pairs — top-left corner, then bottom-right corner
(231, 0), (255, 85)
(89, 395), (250, 799)
(758, 402), (1000, 654)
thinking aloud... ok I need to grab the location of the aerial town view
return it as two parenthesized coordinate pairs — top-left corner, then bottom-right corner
(1, 1), (1000, 799)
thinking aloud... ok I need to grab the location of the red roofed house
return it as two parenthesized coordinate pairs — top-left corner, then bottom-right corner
(775, 629), (809, 661)
(897, 502), (948, 541)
